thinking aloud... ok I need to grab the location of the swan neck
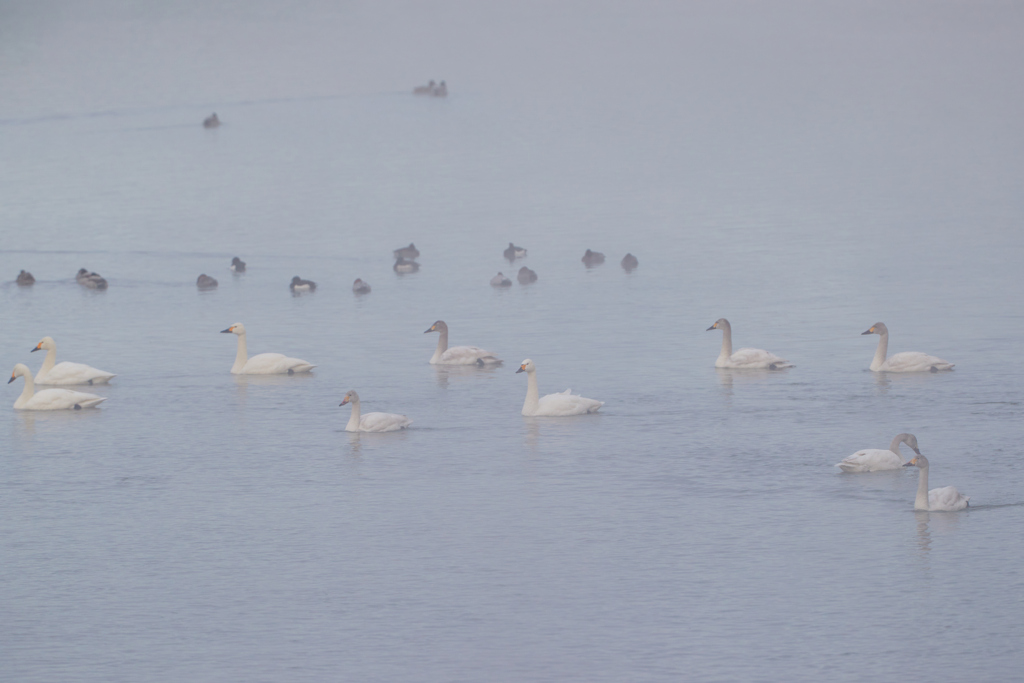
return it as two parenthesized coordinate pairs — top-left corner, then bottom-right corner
(39, 347), (57, 376)
(915, 465), (930, 510)
(430, 329), (449, 363)
(888, 436), (906, 461)
(15, 372), (34, 407)
(871, 331), (888, 371)
(718, 323), (733, 361)
(522, 370), (540, 415)
(232, 333), (248, 374)
(346, 400), (362, 431)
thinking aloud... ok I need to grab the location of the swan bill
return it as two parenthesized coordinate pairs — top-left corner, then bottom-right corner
(7, 376), (14, 384)
(220, 327), (233, 333)
(516, 365), (526, 373)
(706, 323), (717, 331)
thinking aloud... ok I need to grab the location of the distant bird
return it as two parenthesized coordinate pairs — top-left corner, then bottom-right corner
(220, 323), (315, 375)
(490, 272), (512, 287)
(621, 253), (639, 272)
(203, 113), (220, 128)
(434, 81), (448, 97)
(16, 270), (35, 286)
(394, 243), (420, 259)
(340, 390), (412, 432)
(517, 266), (538, 284)
(290, 276), (316, 292)
(76, 268), (108, 290)
(230, 257), (246, 273)
(581, 249), (605, 267)
(706, 318), (793, 370)
(424, 320), (502, 365)
(197, 274), (218, 289)
(861, 322), (954, 372)
(352, 278), (371, 294)
(413, 80), (436, 96)
(394, 257), (420, 273)
(503, 242), (527, 262)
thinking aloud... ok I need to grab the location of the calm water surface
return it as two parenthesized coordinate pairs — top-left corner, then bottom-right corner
(2, 2), (1023, 681)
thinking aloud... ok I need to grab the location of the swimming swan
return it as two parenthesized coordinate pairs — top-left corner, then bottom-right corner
(904, 454), (970, 511)
(706, 318), (793, 369)
(516, 359), (603, 416)
(9, 364), (106, 410)
(340, 390), (412, 432)
(862, 322), (954, 372)
(31, 336), (116, 385)
(835, 433), (921, 472)
(220, 323), (315, 374)
(424, 320), (502, 365)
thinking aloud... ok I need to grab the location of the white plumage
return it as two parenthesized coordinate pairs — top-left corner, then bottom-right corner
(220, 323), (315, 375)
(904, 454), (970, 511)
(836, 433), (921, 473)
(424, 320), (502, 365)
(340, 390), (411, 432)
(9, 364), (106, 410)
(862, 323), (954, 372)
(707, 318), (793, 370)
(516, 359), (603, 416)
(32, 336), (116, 385)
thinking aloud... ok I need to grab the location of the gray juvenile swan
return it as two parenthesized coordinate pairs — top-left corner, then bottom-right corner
(340, 390), (411, 432)
(706, 318), (793, 369)
(903, 454), (970, 511)
(862, 322), (954, 372)
(424, 320), (502, 365)
(835, 433), (921, 472)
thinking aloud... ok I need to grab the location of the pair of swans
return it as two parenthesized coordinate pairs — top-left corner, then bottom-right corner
(339, 390), (411, 432)
(862, 323), (954, 372)
(9, 364), (106, 410)
(516, 359), (603, 416)
(424, 321), (502, 365)
(221, 323), (315, 374)
(836, 433), (969, 511)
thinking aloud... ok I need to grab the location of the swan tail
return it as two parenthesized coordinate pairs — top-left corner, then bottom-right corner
(476, 356), (503, 366)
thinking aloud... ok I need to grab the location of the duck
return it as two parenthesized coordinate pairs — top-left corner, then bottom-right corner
(76, 268), (108, 290)
(340, 390), (412, 432)
(393, 257), (420, 273)
(31, 336), (116, 385)
(197, 274), (218, 289)
(862, 322), (954, 372)
(582, 249), (605, 267)
(352, 278), (371, 294)
(516, 359), (603, 416)
(16, 270), (35, 286)
(289, 276), (316, 292)
(504, 242), (527, 262)
(621, 253), (639, 272)
(517, 266), (538, 284)
(490, 272), (512, 287)
(413, 80), (436, 96)
(835, 433), (921, 473)
(394, 243), (420, 259)
(904, 454), (970, 511)
(9, 364), (106, 410)
(706, 318), (793, 369)
(230, 257), (246, 273)
(433, 81), (448, 97)
(424, 320), (502, 365)
(203, 113), (220, 128)
(220, 323), (315, 374)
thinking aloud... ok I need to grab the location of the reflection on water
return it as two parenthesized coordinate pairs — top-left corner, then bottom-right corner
(432, 363), (503, 388)
(915, 510), (932, 557)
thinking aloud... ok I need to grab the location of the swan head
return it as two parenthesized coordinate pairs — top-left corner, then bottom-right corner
(424, 320), (448, 334)
(339, 390), (360, 406)
(903, 454), (929, 469)
(516, 359), (536, 374)
(8, 363), (30, 383)
(897, 433), (922, 455)
(706, 318), (730, 332)
(862, 322), (888, 336)
(32, 336), (56, 353)
(221, 323), (246, 335)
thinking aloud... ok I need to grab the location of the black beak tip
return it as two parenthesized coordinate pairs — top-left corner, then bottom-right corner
(706, 326), (715, 332)
(515, 367), (525, 373)
(220, 328), (232, 334)
(30, 347), (39, 352)
(861, 330), (872, 335)
(7, 377), (15, 384)
(903, 461), (913, 467)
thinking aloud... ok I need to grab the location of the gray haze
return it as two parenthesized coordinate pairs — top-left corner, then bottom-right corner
(2, 1), (1023, 681)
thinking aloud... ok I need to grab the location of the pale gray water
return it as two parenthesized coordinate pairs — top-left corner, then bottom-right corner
(2, 2), (1023, 681)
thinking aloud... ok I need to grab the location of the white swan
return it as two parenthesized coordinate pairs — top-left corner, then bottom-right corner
(516, 359), (603, 416)
(706, 318), (793, 369)
(424, 321), (502, 365)
(31, 337), (116, 385)
(340, 390), (411, 432)
(9, 364), (106, 410)
(220, 323), (315, 375)
(835, 433), (921, 473)
(862, 322), (954, 372)
(904, 454), (970, 511)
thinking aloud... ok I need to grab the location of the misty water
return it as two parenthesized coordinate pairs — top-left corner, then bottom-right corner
(2, 2), (1023, 681)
